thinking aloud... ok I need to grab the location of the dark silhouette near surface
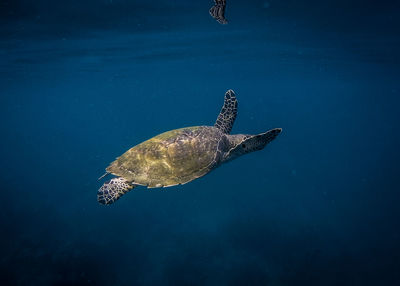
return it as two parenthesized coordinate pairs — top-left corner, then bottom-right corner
(209, 0), (228, 24)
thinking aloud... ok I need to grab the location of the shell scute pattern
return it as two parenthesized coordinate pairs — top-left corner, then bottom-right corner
(106, 126), (225, 187)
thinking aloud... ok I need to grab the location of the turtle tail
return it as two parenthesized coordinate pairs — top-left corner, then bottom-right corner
(97, 177), (135, 205)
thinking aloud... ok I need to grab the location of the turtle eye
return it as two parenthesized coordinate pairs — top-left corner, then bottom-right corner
(241, 144), (246, 148)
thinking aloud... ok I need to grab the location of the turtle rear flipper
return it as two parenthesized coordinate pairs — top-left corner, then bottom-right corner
(97, 177), (135, 205)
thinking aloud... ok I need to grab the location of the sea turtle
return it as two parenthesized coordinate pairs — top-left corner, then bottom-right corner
(98, 89), (281, 205)
(209, 0), (228, 24)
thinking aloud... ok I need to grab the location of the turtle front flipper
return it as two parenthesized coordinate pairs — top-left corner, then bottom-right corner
(209, 0), (228, 24)
(241, 128), (282, 153)
(214, 89), (238, 134)
(97, 177), (135, 205)
(224, 128), (282, 162)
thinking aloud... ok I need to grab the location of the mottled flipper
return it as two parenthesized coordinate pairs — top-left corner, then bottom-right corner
(209, 0), (228, 24)
(242, 128), (282, 152)
(97, 177), (135, 205)
(227, 128), (282, 160)
(214, 89), (238, 134)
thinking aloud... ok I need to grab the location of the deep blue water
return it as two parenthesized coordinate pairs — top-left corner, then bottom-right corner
(1, 0), (400, 285)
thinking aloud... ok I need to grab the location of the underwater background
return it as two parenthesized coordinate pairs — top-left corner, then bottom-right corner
(1, 0), (399, 285)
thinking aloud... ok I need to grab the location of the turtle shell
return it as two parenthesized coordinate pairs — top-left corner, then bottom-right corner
(106, 126), (225, 187)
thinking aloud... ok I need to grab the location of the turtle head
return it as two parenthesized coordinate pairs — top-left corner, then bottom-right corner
(222, 128), (282, 163)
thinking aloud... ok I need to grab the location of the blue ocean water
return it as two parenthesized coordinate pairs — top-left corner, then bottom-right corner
(1, 0), (399, 285)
